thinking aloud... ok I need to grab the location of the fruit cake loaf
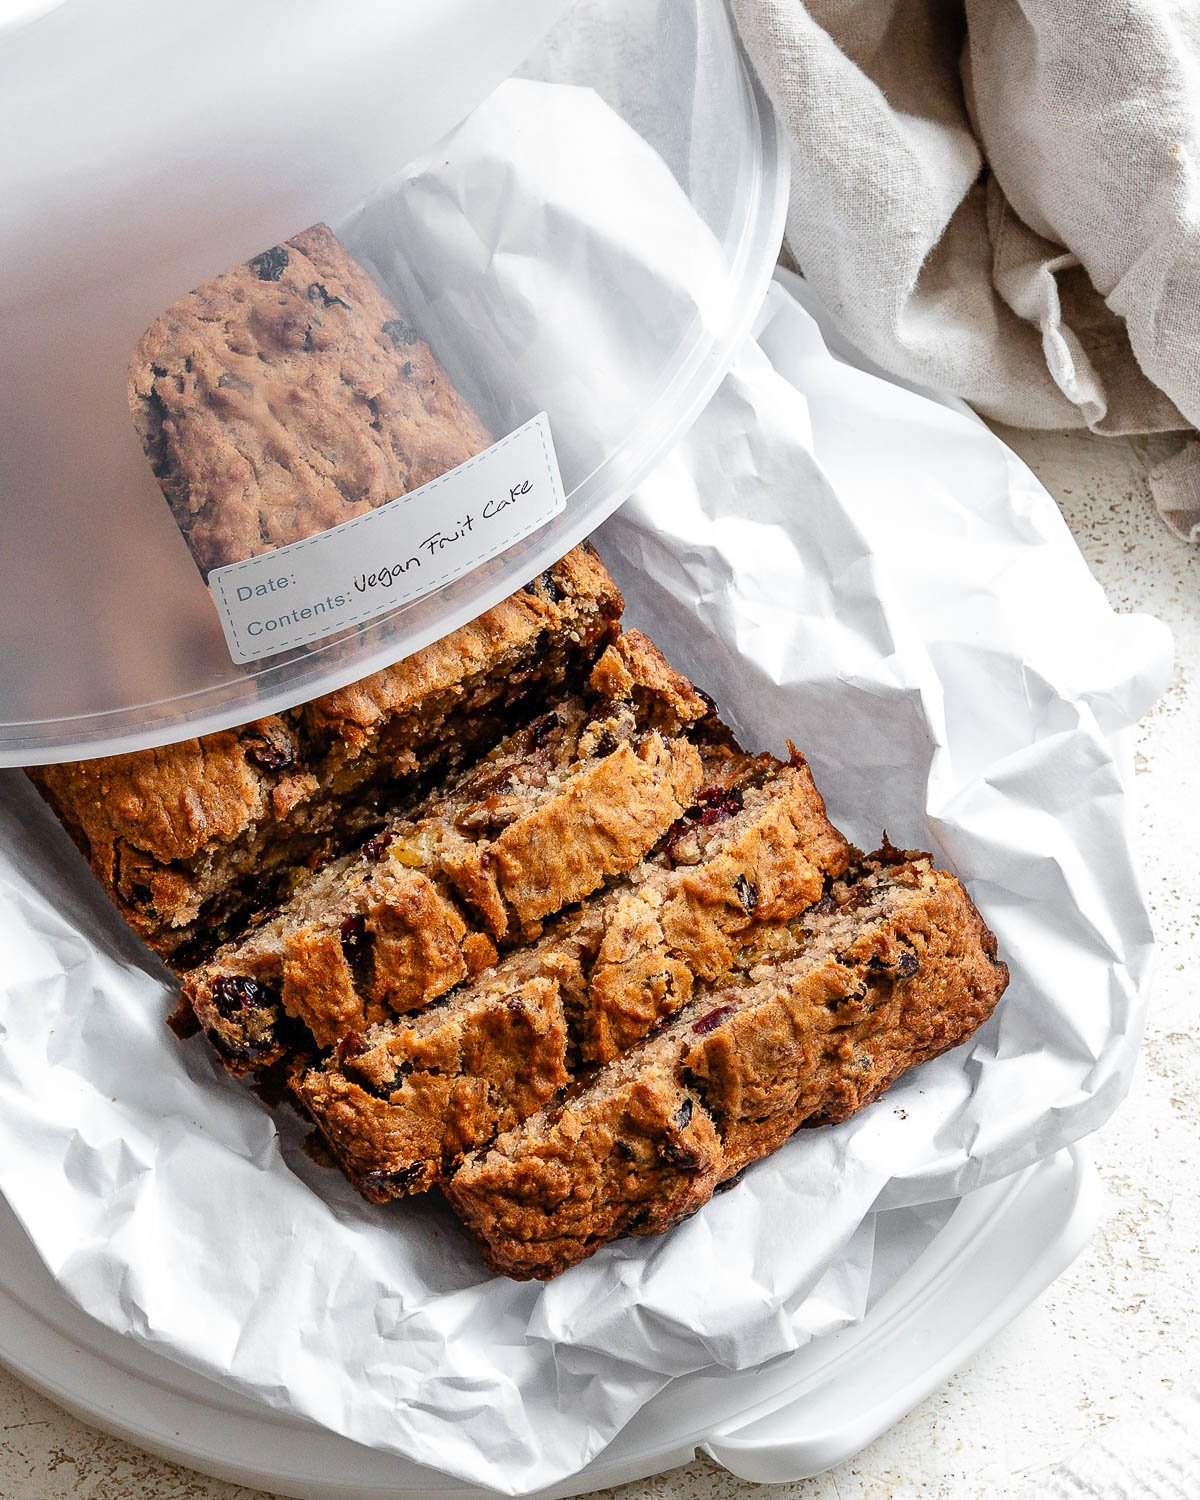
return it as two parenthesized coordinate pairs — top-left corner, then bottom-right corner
(128, 222), (493, 578)
(294, 744), (851, 1200)
(182, 633), (709, 1071)
(444, 849), (1008, 1280)
(29, 546), (621, 962)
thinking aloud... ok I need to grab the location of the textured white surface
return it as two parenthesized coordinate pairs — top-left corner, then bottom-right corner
(0, 425), (1196, 1498)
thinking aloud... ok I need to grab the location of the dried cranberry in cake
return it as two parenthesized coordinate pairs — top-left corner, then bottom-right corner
(339, 1031), (370, 1062)
(209, 974), (263, 1019)
(657, 783), (746, 864)
(362, 830), (394, 862)
(691, 1004), (737, 1037)
(204, 975), (283, 1064)
(697, 785), (745, 824)
(339, 913), (370, 970)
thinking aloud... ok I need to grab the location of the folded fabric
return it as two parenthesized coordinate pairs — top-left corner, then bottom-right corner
(732, 0), (1200, 539)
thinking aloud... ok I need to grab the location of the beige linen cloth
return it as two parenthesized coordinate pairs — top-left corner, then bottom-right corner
(731, 0), (1200, 541)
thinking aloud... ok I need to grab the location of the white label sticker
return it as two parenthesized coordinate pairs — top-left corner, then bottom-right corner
(209, 413), (566, 664)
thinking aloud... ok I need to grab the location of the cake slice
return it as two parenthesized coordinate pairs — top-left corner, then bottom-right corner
(299, 976), (573, 1201)
(29, 545), (621, 962)
(182, 633), (709, 1071)
(294, 744), (851, 1200)
(444, 849), (1008, 1280)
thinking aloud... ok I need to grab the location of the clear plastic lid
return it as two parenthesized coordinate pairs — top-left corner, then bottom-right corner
(0, 0), (786, 765)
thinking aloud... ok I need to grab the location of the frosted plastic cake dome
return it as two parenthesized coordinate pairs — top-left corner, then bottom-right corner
(0, 0), (787, 764)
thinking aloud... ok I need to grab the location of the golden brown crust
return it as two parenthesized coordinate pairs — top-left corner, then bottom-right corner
(794, 878), (1006, 1131)
(281, 925), (366, 1051)
(586, 629), (712, 734)
(128, 223), (494, 577)
(444, 860), (1008, 1280)
(30, 722), (294, 892)
(489, 734), (704, 927)
(362, 870), (479, 1014)
(296, 977), (570, 1203)
(29, 547), (622, 959)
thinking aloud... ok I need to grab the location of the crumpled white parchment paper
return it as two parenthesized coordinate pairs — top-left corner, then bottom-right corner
(0, 91), (1172, 1500)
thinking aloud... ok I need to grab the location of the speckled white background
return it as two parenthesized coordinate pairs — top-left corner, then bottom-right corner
(1, 426), (1195, 1499)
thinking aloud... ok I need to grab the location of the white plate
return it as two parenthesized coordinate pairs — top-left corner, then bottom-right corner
(0, 1148), (1096, 1498)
